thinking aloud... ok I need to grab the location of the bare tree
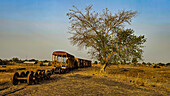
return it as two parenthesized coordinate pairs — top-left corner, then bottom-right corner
(67, 5), (146, 72)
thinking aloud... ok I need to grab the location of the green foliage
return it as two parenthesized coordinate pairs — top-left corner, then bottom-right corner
(11, 57), (24, 63)
(28, 59), (38, 64)
(132, 58), (138, 64)
(94, 61), (98, 64)
(43, 60), (49, 62)
(158, 63), (165, 66)
(0, 59), (10, 65)
(67, 5), (146, 71)
(166, 63), (170, 66)
(0, 59), (2, 64)
(147, 62), (152, 66)
(11, 57), (19, 62)
(142, 62), (146, 65)
(0, 59), (4, 65)
(29, 59), (37, 61)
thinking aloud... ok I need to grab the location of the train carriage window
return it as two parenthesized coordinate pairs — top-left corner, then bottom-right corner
(63, 57), (67, 63)
(56, 56), (59, 63)
(56, 56), (67, 63)
(57, 57), (61, 63)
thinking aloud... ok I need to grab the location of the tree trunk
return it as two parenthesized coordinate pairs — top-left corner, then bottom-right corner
(100, 63), (107, 73)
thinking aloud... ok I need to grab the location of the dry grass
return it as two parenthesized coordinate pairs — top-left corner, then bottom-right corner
(90, 64), (170, 93)
(0, 64), (169, 95)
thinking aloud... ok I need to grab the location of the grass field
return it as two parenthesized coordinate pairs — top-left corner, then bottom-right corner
(0, 63), (169, 95)
(92, 64), (170, 93)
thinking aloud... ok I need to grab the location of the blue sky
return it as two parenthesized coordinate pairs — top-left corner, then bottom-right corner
(0, 0), (170, 63)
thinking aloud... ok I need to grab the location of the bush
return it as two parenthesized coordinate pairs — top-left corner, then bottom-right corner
(147, 62), (152, 66)
(43, 60), (49, 62)
(11, 57), (24, 63)
(142, 62), (146, 65)
(153, 65), (160, 68)
(0, 59), (9, 65)
(132, 58), (138, 65)
(93, 61), (98, 64)
(166, 63), (170, 66)
(11, 57), (19, 62)
(158, 63), (165, 66)
(0, 59), (2, 65)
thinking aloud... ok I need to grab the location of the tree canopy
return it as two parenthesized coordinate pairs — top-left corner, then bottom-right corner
(67, 5), (146, 72)
(132, 58), (138, 65)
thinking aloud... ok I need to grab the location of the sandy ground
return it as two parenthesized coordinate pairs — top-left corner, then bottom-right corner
(0, 66), (169, 96)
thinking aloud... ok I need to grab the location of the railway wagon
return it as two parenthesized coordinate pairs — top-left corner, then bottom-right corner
(12, 51), (91, 85)
(75, 58), (84, 68)
(75, 58), (92, 68)
(52, 51), (78, 73)
(85, 60), (92, 67)
(84, 60), (91, 67)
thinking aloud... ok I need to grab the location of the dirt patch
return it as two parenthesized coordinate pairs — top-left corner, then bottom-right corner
(68, 74), (92, 79)
(8, 73), (165, 96)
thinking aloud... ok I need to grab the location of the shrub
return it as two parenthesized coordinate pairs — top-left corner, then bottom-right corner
(166, 63), (170, 66)
(94, 61), (98, 64)
(158, 63), (165, 66)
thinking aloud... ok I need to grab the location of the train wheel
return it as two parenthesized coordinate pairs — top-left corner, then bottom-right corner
(25, 71), (29, 76)
(54, 68), (58, 74)
(37, 71), (41, 82)
(12, 72), (19, 85)
(39, 71), (44, 80)
(66, 69), (69, 73)
(63, 69), (66, 73)
(42, 70), (45, 80)
(27, 73), (34, 85)
(51, 69), (54, 74)
(52, 69), (54, 74)
(20, 72), (26, 83)
(34, 72), (39, 84)
(61, 69), (64, 74)
(46, 70), (51, 79)
(20, 72), (26, 77)
(44, 70), (48, 80)
(58, 68), (61, 74)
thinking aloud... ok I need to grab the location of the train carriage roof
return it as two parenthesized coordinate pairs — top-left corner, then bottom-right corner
(52, 51), (74, 57)
(75, 58), (91, 62)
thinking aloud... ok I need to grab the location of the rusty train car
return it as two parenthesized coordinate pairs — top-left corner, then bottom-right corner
(12, 51), (91, 85)
(75, 58), (91, 68)
(52, 51), (91, 73)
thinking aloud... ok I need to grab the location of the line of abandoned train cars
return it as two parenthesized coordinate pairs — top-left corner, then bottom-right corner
(52, 51), (91, 73)
(12, 51), (91, 85)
